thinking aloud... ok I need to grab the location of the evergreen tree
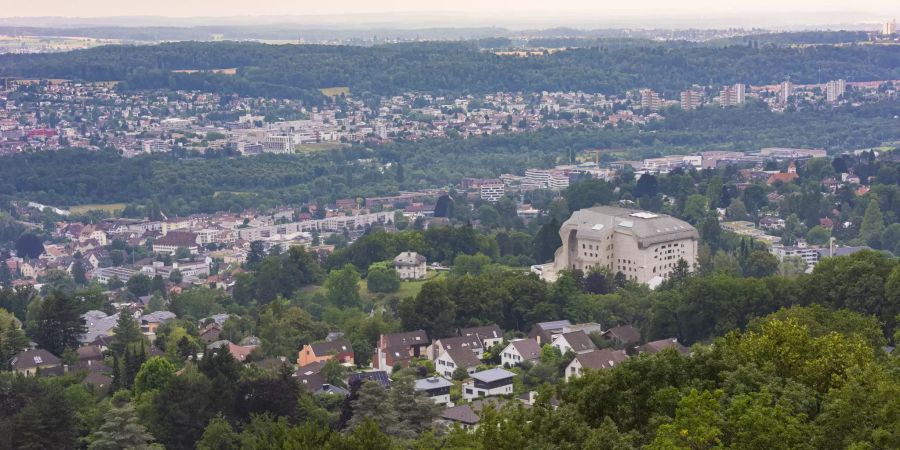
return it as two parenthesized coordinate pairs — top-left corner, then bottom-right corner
(859, 198), (884, 246)
(72, 251), (87, 285)
(27, 290), (87, 355)
(110, 354), (122, 393)
(88, 402), (160, 450)
(110, 311), (141, 355)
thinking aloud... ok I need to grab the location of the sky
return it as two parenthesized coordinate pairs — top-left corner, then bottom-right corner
(1, 0), (898, 26)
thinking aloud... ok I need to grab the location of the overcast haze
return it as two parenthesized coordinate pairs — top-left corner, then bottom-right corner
(0, 1), (897, 30)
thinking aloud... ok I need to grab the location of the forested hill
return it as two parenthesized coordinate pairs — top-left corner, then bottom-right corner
(1, 41), (899, 100)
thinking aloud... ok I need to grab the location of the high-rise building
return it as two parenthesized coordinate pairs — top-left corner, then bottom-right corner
(719, 83), (746, 107)
(780, 81), (794, 104)
(640, 89), (662, 112)
(825, 79), (846, 103)
(883, 19), (896, 36)
(679, 90), (701, 110)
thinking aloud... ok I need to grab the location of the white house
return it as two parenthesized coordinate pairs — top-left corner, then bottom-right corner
(393, 251), (427, 280)
(459, 324), (504, 350)
(500, 338), (541, 367)
(551, 331), (597, 355)
(429, 335), (484, 360)
(414, 376), (453, 405)
(565, 349), (629, 382)
(435, 347), (481, 379)
(462, 368), (515, 400)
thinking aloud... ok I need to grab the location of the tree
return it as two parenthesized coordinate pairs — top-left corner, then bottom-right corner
(778, 255), (807, 277)
(647, 389), (723, 450)
(533, 218), (562, 263)
(246, 240), (266, 269)
(681, 194), (709, 225)
(151, 370), (217, 450)
(742, 250), (779, 278)
(726, 198), (749, 220)
(27, 290), (87, 355)
(324, 264), (362, 309)
(859, 198), (884, 246)
(107, 276), (125, 290)
(565, 179), (615, 211)
(110, 310), (141, 355)
(127, 273), (152, 297)
(72, 252), (87, 285)
(451, 253), (492, 277)
(174, 246), (192, 260)
(196, 416), (240, 450)
(0, 308), (28, 367)
(15, 233), (43, 259)
(366, 263), (400, 293)
(168, 269), (183, 284)
(321, 358), (347, 388)
(88, 402), (160, 450)
(806, 225), (831, 246)
(634, 174), (659, 198)
(134, 357), (177, 395)
(400, 279), (457, 339)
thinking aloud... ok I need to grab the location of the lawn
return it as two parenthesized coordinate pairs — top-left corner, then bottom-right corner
(359, 270), (444, 301)
(69, 203), (127, 214)
(294, 142), (346, 153)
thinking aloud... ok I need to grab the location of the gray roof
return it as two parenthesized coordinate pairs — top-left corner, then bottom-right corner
(637, 338), (689, 354)
(534, 320), (571, 332)
(459, 324), (503, 340)
(81, 311), (119, 343)
(442, 347), (481, 369)
(556, 331), (597, 353)
(567, 206), (698, 249)
(603, 325), (641, 345)
(471, 368), (515, 383)
(11, 348), (61, 370)
(436, 335), (483, 351)
(575, 349), (629, 370)
(414, 376), (454, 391)
(510, 339), (541, 360)
(394, 251), (426, 266)
(441, 404), (480, 424)
(140, 311), (176, 323)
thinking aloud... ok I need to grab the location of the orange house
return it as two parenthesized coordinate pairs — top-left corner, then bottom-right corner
(297, 339), (354, 367)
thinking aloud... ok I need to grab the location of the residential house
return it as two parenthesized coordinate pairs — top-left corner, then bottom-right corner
(11, 348), (62, 375)
(602, 325), (641, 347)
(140, 311), (176, 335)
(435, 347), (482, 379)
(565, 349), (629, 382)
(459, 324), (504, 350)
(462, 368), (515, 400)
(199, 323), (223, 344)
(500, 339), (541, 367)
(440, 399), (522, 430)
(636, 338), (689, 355)
(528, 320), (571, 345)
(373, 330), (429, 373)
(393, 251), (427, 280)
(294, 361), (327, 393)
(430, 335), (483, 360)
(414, 376), (453, 405)
(207, 339), (257, 362)
(766, 162), (799, 185)
(297, 339), (355, 367)
(551, 331), (598, 355)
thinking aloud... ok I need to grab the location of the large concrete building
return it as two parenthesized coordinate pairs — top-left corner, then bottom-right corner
(534, 206), (698, 286)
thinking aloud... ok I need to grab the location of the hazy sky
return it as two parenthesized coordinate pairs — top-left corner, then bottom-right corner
(3, 0), (899, 19)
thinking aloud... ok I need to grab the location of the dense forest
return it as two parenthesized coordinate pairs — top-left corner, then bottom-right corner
(2, 40), (899, 100)
(1, 100), (898, 216)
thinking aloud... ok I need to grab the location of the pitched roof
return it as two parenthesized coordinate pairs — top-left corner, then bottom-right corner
(382, 330), (429, 348)
(309, 338), (353, 356)
(509, 339), (541, 360)
(11, 348), (61, 370)
(442, 347), (481, 369)
(436, 335), (483, 351)
(556, 331), (597, 353)
(575, 349), (629, 370)
(637, 338), (689, 354)
(154, 231), (198, 247)
(459, 324), (503, 341)
(393, 251), (426, 266)
(603, 325), (641, 345)
(441, 404), (480, 425)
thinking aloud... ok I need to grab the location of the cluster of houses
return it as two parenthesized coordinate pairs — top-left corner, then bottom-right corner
(289, 319), (687, 430)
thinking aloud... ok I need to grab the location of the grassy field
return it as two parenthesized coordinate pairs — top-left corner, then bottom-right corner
(359, 270), (443, 301)
(294, 142), (346, 153)
(319, 87), (351, 97)
(69, 203), (127, 214)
